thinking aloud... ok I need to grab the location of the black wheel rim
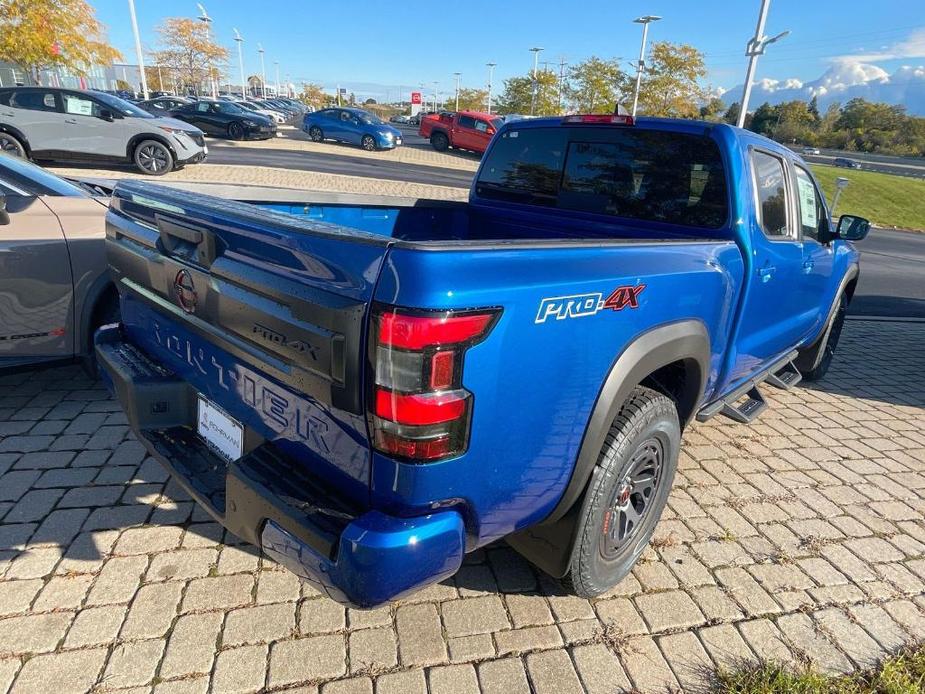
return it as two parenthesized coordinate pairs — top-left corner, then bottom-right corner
(230, 123), (242, 139)
(0, 135), (22, 157)
(600, 437), (664, 560)
(138, 144), (169, 173)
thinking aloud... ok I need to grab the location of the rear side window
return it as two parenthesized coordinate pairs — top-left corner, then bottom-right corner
(457, 115), (477, 129)
(476, 126), (728, 228)
(752, 151), (789, 237)
(9, 90), (58, 112)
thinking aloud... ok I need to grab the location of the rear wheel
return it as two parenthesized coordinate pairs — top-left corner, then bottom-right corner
(796, 294), (847, 381)
(361, 134), (377, 151)
(561, 386), (680, 598)
(309, 126), (324, 142)
(133, 140), (173, 175)
(228, 121), (245, 140)
(430, 131), (449, 152)
(0, 132), (26, 158)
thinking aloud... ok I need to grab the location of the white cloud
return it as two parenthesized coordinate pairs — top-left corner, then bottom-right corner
(831, 27), (925, 63)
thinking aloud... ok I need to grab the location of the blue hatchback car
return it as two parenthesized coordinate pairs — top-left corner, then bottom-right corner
(303, 108), (403, 151)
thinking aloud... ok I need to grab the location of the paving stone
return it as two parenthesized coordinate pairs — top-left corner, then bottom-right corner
(32, 574), (93, 611)
(102, 638), (165, 689)
(619, 635), (680, 693)
(374, 668), (427, 694)
(634, 590), (705, 632)
(749, 562), (815, 592)
(301, 598), (347, 634)
(448, 634), (495, 662)
(441, 596), (510, 638)
(477, 657), (530, 694)
(0, 579), (43, 615)
(0, 659), (20, 694)
(572, 643), (632, 694)
(505, 593), (553, 627)
(396, 603), (446, 666)
(6, 546), (62, 579)
(5, 489), (63, 523)
(159, 611), (224, 678)
(494, 625), (562, 656)
(699, 623), (757, 669)
(776, 612), (852, 675)
(29, 508), (90, 546)
(322, 677), (370, 694)
(224, 602), (296, 646)
(82, 504), (151, 531)
(594, 597), (647, 635)
(690, 584), (745, 622)
(114, 526), (184, 555)
(547, 594), (595, 622)
(349, 627), (397, 673)
(716, 567), (782, 616)
(658, 631), (714, 693)
(154, 678), (209, 694)
(65, 605), (127, 647)
(883, 599), (925, 635)
(0, 612), (72, 654)
(9, 647), (106, 694)
(428, 663), (480, 694)
(181, 574), (253, 612)
(0, 470), (40, 502)
(347, 605), (392, 630)
(147, 548), (218, 581)
(212, 644), (268, 694)
(256, 569), (302, 604)
(847, 603), (909, 652)
(738, 618), (795, 667)
(815, 607), (886, 670)
(55, 529), (119, 575)
(120, 581), (183, 639)
(269, 635), (347, 686)
(559, 618), (603, 645)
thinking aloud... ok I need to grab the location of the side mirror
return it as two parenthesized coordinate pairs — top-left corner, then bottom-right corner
(836, 214), (871, 241)
(99, 108), (116, 122)
(0, 194), (9, 226)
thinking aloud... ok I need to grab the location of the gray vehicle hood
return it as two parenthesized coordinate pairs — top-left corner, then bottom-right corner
(152, 116), (204, 135)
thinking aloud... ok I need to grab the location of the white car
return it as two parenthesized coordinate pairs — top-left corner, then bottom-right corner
(238, 101), (286, 124)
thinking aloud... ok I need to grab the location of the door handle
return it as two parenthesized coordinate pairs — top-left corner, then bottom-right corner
(758, 266), (776, 282)
(802, 260), (815, 274)
(64, 118), (78, 124)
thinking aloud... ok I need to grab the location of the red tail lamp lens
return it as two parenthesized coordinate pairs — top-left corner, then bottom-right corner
(430, 350), (455, 390)
(375, 388), (467, 426)
(378, 311), (495, 350)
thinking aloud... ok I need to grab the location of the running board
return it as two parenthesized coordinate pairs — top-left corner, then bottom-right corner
(766, 360), (802, 390)
(719, 386), (767, 424)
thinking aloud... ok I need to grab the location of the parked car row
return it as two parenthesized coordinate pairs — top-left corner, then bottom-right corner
(302, 108), (403, 151)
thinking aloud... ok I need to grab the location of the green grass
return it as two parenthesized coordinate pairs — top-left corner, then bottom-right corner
(714, 644), (925, 693)
(811, 164), (925, 231)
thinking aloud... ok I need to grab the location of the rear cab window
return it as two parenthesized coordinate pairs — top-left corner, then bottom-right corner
(475, 124), (729, 229)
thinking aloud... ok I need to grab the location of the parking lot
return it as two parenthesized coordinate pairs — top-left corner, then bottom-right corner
(0, 318), (923, 693)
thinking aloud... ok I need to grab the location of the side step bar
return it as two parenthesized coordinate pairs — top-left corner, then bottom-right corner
(696, 350), (799, 424)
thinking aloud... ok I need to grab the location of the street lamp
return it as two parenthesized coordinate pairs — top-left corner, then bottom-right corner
(258, 43), (267, 98)
(233, 29), (246, 100)
(197, 4), (217, 98)
(831, 177), (850, 218)
(453, 72), (461, 112)
(529, 47), (543, 115)
(631, 15), (661, 118)
(736, 0), (789, 128)
(486, 62), (496, 114)
(127, 0), (149, 100)
(274, 60), (280, 98)
(432, 80), (438, 112)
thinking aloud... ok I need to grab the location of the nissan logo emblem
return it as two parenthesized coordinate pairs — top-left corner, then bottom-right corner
(173, 269), (197, 314)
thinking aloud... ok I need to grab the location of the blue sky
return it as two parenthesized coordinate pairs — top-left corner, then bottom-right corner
(92, 0), (924, 103)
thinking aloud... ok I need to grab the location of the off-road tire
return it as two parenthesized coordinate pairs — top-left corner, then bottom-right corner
(430, 131), (449, 152)
(796, 293), (847, 382)
(561, 386), (680, 598)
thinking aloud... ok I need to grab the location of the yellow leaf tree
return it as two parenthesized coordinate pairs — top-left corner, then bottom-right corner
(0, 0), (122, 81)
(633, 42), (708, 119)
(152, 17), (228, 95)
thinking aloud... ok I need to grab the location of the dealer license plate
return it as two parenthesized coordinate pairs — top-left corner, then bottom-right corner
(197, 395), (243, 461)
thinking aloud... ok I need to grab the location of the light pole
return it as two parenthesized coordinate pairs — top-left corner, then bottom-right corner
(453, 72), (461, 111)
(258, 44), (267, 98)
(196, 4), (216, 98)
(736, 0), (789, 128)
(486, 62), (496, 114)
(432, 80), (438, 112)
(127, 0), (149, 99)
(557, 56), (567, 114)
(529, 47), (543, 115)
(631, 15), (661, 118)
(274, 61), (280, 98)
(831, 177), (850, 218)
(233, 29), (246, 100)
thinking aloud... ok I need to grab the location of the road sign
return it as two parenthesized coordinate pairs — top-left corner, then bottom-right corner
(411, 91), (422, 105)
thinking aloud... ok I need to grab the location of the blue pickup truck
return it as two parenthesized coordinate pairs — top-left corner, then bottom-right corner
(96, 114), (870, 607)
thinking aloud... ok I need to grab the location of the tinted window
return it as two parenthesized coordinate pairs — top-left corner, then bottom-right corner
(10, 89), (58, 112)
(458, 115), (477, 129)
(91, 91), (152, 118)
(62, 92), (101, 117)
(794, 165), (826, 242)
(559, 132), (728, 228)
(0, 154), (86, 197)
(476, 127), (567, 206)
(752, 151), (789, 237)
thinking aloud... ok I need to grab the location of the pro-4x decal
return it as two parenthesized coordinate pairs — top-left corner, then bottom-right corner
(535, 285), (645, 324)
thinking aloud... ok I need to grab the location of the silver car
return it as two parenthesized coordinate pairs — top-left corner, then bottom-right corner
(0, 153), (119, 372)
(0, 87), (207, 175)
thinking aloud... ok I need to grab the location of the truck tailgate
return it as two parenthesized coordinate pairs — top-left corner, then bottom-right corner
(104, 181), (392, 507)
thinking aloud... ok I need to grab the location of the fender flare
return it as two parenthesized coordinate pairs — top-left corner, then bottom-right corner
(0, 123), (32, 157)
(507, 319), (710, 578)
(794, 264), (859, 370)
(125, 133), (178, 164)
(77, 272), (117, 357)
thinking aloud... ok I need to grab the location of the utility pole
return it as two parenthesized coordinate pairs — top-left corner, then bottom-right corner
(631, 15), (661, 118)
(233, 29), (246, 100)
(197, 4), (217, 98)
(557, 56), (567, 114)
(486, 62), (496, 114)
(274, 61), (280, 98)
(453, 72), (461, 111)
(258, 44), (267, 98)
(432, 80), (438, 112)
(529, 47), (543, 115)
(127, 0), (149, 99)
(737, 0), (789, 128)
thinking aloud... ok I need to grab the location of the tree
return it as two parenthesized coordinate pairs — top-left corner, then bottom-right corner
(633, 41), (707, 118)
(699, 96), (726, 121)
(364, 98), (377, 105)
(496, 71), (559, 115)
(808, 95), (821, 125)
(722, 101), (742, 125)
(566, 57), (625, 113)
(442, 88), (488, 112)
(0, 0), (121, 82)
(749, 102), (777, 136)
(152, 17), (228, 95)
(298, 83), (327, 109)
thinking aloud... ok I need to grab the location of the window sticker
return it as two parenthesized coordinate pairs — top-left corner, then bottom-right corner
(797, 176), (818, 229)
(65, 97), (93, 116)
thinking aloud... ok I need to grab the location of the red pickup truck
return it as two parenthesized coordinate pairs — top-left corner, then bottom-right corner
(419, 110), (502, 154)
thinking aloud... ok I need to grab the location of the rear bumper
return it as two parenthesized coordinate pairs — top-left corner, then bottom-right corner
(95, 324), (465, 607)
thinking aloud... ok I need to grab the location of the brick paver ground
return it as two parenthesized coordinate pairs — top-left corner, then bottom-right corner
(0, 319), (923, 693)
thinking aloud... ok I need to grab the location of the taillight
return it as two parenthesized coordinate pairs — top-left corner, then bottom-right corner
(369, 305), (500, 462)
(562, 114), (635, 126)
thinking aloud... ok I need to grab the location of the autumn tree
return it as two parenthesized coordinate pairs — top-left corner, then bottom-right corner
(152, 17), (228, 95)
(496, 71), (560, 115)
(297, 83), (327, 109)
(699, 96), (726, 121)
(566, 57), (625, 113)
(633, 41), (707, 118)
(442, 88), (489, 111)
(0, 0), (121, 82)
